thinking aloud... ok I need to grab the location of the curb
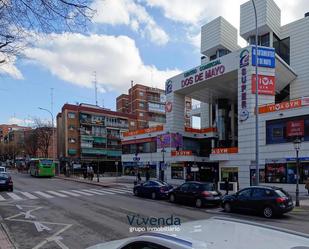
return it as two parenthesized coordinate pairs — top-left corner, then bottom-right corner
(54, 176), (132, 188)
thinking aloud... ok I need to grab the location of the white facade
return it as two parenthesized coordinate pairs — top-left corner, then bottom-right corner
(121, 0), (309, 192)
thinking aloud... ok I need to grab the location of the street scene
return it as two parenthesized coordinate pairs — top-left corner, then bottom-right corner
(1, 0), (309, 248)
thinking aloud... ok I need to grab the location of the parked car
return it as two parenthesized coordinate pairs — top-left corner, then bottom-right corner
(133, 180), (173, 199)
(221, 186), (294, 218)
(0, 172), (13, 191)
(86, 217), (309, 249)
(0, 166), (6, 173)
(169, 181), (222, 208)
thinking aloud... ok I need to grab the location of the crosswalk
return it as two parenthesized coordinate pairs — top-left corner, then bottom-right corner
(0, 187), (132, 202)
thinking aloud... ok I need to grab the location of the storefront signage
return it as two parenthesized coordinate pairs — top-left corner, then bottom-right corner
(171, 150), (192, 156)
(165, 101), (172, 112)
(123, 125), (163, 137)
(286, 120), (304, 137)
(157, 133), (183, 149)
(252, 74), (275, 95)
(184, 127), (217, 133)
(302, 96), (309, 106)
(286, 157), (309, 162)
(259, 99), (302, 114)
(211, 147), (238, 154)
(165, 79), (172, 94)
(181, 60), (225, 88)
(239, 49), (249, 121)
(252, 47), (275, 68)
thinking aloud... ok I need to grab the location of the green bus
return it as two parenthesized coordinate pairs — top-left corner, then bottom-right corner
(29, 158), (55, 177)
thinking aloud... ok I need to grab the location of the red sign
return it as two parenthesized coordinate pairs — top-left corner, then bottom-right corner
(259, 99), (302, 114)
(211, 147), (238, 154)
(171, 150), (192, 156)
(252, 74), (275, 95)
(184, 127), (217, 133)
(123, 125), (163, 137)
(165, 102), (172, 112)
(286, 120), (304, 137)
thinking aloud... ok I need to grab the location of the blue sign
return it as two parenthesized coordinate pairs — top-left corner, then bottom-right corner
(286, 157), (309, 162)
(165, 79), (172, 94)
(252, 47), (275, 68)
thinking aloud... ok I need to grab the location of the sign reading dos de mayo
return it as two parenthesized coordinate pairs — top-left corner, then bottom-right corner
(181, 60), (225, 88)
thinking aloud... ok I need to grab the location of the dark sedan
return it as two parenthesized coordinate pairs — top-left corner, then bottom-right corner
(169, 181), (222, 208)
(0, 173), (13, 191)
(133, 180), (173, 199)
(221, 186), (294, 218)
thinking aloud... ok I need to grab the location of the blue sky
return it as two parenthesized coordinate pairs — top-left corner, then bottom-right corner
(0, 0), (306, 126)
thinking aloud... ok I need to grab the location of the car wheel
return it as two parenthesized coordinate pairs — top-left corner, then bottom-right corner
(133, 189), (139, 196)
(169, 194), (176, 203)
(263, 206), (273, 218)
(195, 198), (203, 208)
(151, 192), (156, 200)
(224, 202), (232, 213)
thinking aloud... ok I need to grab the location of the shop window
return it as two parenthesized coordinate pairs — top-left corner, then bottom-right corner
(68, 112), (75, 119)
(221, 167), (238, 182)
(265, 164), (286, 183)
(139, 112), (144, 117)
(171, 166), (184, 179)
(250, 169), (265, 185)
(238, 188), (252, 198)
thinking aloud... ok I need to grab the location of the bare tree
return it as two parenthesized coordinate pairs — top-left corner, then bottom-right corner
(24, 130), (39, 157)
(35, 119), (53, 158)
(0, 0), (94, 63)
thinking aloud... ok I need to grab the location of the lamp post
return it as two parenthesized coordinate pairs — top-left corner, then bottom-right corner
(252, 0), (260, 186)
(115, 161), (119, 182)
(293, 138), (301, 207)
(160, 148), (166, 181)
(38, 107), (57, 174)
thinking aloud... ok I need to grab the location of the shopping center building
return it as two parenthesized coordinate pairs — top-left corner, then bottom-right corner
(121, 0), (309, 192)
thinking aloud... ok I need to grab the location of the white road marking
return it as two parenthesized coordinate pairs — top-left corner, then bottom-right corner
(6, 193), (23, 200)
(20, 210), (36, 219)
(89, 189), (115, 194)
(100, 188), (131, 194)
(81, 189), (106, 195)
(46, 191), (68, 198)
(70, 190), (93, 196)
(59, 190), (81, 197)
(34, 191), (54, 199)
(19, 192), (39, 200)
(34, 221), (51, 232)
(16, 204), (23, 210)
(0, 195), (5, 201)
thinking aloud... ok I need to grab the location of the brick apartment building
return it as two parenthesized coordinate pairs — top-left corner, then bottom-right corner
(0, 124), (31, 143)
(116, 83), (192, 128)
(56, 103), (137, 172)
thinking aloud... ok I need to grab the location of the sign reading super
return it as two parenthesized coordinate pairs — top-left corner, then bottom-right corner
(252, 46), (275, 68)
(181, 60), (225, 88)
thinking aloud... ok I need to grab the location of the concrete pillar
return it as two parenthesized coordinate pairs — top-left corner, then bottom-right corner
(231, 103), (235, 146)
(200, 102), (209, 128)
(165, 92), (185, 133)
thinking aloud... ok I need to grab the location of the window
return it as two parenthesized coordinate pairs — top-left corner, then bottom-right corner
(189, 183), (200, 192)
(265, 163), (286, 183)
(139, 91), (144, 97)
(237, 188), (252, 198)
(260, 33), (270, 47)
(209, 54), (217, 61)
(171, 166), (184, 179)
(68, 125), (75, 131)
(68, 112), (75, 119)
(121, 241), (168, 249)
(139, 113), (144, 117)
(273, 33), (290, 65)
(130, 121), (135, 126)
(68, 138), (76, 143)
(252, 188), (266, 198)
(139, 102), (145, 108)
(179, 183), (190, 191)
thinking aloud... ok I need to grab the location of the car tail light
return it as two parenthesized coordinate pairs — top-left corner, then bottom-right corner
(201, 191), (212, 197)
(276, 197), (286, 204)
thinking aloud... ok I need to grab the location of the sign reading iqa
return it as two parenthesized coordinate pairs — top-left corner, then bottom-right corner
(181, 60), (225, 88)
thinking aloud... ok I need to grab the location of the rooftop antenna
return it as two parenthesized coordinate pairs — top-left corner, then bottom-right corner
(93, 71), (98, 106)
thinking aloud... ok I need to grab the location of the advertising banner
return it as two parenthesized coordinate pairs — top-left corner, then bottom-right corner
(252, 74), (275, 95)
(286, 120), (304, 137)
(171, 150), (192, 156)
(157, 133), (183, 149)
(252, 47), (275, 68)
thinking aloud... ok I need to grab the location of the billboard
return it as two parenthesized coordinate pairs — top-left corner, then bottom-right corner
(252, 74), (275, 95)
(252, 47), (275, 68)
(286, 120), (304, 137)
(157, 133), (183, 149)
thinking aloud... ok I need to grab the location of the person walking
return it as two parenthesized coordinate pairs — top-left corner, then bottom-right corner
(89, 166), (94, 181)
(224, 178), (230, 195)
(305, 180), (309, 195)
(137, 171), (141, 184)
(145, 170), (150, 181)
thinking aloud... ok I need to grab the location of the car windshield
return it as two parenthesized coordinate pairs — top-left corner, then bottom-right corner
(0, 173), (9, 179)
(200, 183), (215, 191)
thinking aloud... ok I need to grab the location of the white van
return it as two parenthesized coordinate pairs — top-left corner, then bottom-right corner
(0, 166), (6, 173)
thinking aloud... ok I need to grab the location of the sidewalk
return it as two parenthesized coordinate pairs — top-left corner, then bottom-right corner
(55, 175), (134, 188)
(0, 222), (15, 249)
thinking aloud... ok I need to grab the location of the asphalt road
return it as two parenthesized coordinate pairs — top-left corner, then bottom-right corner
(1, 172), (309, 249)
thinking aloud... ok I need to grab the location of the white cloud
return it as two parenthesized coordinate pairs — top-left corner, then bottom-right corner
(144, 0), (308, 48)
(0, 54), (23, 79)
(92, 0), (169, 45)
(24, 33), (180, 92)
(7, 117), (34, 127)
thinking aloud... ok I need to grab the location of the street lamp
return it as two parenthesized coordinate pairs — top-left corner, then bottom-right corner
(293, 138), (301, 207)
(38, 107), (57, 172)
(115, 161), (119, 182)
(160, 148), (166, 181)
(252, 0), (260, 186)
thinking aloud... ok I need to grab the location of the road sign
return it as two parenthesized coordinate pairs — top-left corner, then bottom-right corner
(191, 166), (199, 172)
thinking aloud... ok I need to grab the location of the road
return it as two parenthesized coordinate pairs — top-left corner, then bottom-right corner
(0, 172), (309, 249)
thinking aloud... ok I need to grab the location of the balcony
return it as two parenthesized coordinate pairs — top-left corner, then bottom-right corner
(105, 122), (129, 129)
(147, 96), (162, 103)
(81, 148), (107, 155)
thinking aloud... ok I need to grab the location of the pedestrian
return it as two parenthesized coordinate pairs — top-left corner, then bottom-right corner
(137, 171), (141, 183)
(145, 170), (150, 181)
(305, 180), (309, 195)
(90, 166), (94, 181)
(224, 178), (229, 195)
(83, 166), (87, 179)
(87, 166), (91, 180)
